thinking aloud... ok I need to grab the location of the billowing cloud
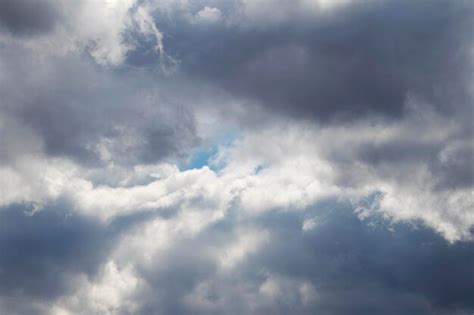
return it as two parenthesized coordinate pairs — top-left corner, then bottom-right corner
(1, 201), (473, 315)
(146, 0), (473, 121)
(0, 0), (472, 314)
(0, 204), (112, 305)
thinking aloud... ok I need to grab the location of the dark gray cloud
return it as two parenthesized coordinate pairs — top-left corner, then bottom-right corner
(252, 205), (474, 315)
(0, 203), (174, 314)
(0, 48), (199, 167)
(0, 196), (473, 314)
(0, 0), (58, 36)
(141, 0), (473, 122)
(113, 201), (474, 315)
(0, 203), (111, 302)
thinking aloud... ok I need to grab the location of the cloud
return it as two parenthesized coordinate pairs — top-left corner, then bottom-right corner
(0, 122), (472, 313)
(0, 0), (170, 66)
(146, 0), (473, 121)
(0, 0), (472, 314)
(2, 117), (471, 240)
(0, 203), (113, 304)
(4, 201), (472, 315)
(0, 0), (58, 36)
(0, 51), (199, 167)
(193, 7), (223, 24)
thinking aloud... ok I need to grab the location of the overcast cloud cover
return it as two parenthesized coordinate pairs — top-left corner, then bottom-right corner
(0, 0), (473, 314)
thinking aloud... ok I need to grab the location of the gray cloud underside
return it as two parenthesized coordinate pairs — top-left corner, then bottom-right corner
(0, 202), (473, 315)
(0, 49), (200, 166)
(0, 0), (58, 36)
(0, 203), (111, 301)
(145, 0), (473, 121)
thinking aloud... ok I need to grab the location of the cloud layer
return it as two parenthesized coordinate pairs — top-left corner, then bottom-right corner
(0, 0), (473, 314)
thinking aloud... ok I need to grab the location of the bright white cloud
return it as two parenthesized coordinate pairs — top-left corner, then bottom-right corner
(52, 262), (141, 315)
(193, 7), (223, 24)
(3, 109), (471, 242)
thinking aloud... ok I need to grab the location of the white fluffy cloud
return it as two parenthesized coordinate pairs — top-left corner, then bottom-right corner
(2, 106), (472, 242)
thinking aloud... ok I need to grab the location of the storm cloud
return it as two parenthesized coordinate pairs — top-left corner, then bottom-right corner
(145, 0), (473, 121)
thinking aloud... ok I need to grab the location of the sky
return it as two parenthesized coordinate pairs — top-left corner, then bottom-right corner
(0, 0), (473, 314)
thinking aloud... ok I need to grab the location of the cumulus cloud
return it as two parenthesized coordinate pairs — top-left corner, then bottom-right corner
(2, 201), (473, 315)
(148, 0), (473, 121)
(0, 0), (472, 314)
(2, 118), (471, 238)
